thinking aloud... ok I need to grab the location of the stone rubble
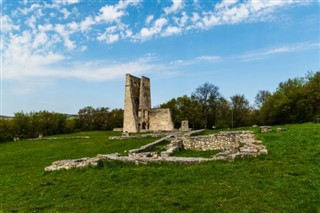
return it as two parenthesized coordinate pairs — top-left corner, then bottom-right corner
(260, 126), (272, 133)
(45, 129), (268, 171)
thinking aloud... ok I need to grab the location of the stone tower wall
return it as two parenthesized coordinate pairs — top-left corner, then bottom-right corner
(138, 76), (151, 130)
(123, 74), (141, 133)
(123, 74), (174, 133)
(149, 108), (174, 131)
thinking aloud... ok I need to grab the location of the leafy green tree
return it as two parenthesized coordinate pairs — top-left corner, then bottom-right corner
(191, 83), (221, 129)
(109, 108), (124, 129)
(259, 77), (309, 124)
(78, 106), (96, 131)
(215, 97), (232, 128)
(0, 119), (13, 142)
(255, 90), (271, 109)
(92, 107), (110, 130)
(160, 96), (203, 129)
(78, 106), (123, 131)
(230, 94), (251, 127)
(12, 112), (32, 138)
(305, 71), (320, 121)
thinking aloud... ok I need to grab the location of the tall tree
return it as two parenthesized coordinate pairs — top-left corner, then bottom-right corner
(305, 71), (320, 121)
(259, 77), (306, 124)
(191, 82), (221, 128)
(230, 94), (251, 128)
(160, 96), (203, 129)
(216, 97), (232, 128)
(78, 106), (96, 131)
(255, 90), (271, 108)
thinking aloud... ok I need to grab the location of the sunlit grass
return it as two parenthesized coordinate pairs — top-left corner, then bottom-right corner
(0, 124), (319, 212)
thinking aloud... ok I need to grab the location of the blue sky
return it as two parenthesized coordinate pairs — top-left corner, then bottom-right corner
(1, 0), (319, 116)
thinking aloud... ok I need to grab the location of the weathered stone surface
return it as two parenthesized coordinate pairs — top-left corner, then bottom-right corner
(182, 131), (255, 151)
(45, 157), (99, 172)
(123, 74), (174, 133)
(179, 120), (190, 132)
(149, 109), (174, 132)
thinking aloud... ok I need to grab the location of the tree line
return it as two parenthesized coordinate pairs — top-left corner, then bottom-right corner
(0, 71), (319, 142)
(160, 72), (319, 129)
(0, 107), (123, 142)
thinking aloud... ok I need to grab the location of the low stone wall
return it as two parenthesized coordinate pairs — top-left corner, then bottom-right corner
(183, 131), (253, 151)
(129, 137), (171, 154)
(109, 132), (172, 140)
(44, 130), (267, 171)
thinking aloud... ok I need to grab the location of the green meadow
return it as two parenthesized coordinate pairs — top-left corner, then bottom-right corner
(0, 123), (319, 212)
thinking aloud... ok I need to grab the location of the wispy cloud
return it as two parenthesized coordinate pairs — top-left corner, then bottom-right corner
(1, 0), (315, 89)
(2, 0), (311, 49)
(239, 42), (320, 61)
(164, 0), (184, 15)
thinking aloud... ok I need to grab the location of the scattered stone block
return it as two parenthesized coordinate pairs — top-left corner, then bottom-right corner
(259, 149), (268, 155)
(260, 126), (272, 133)
(277, 128), (286, 132)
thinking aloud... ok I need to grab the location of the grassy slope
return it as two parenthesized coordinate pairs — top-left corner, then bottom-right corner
(0, 124), (319, 212)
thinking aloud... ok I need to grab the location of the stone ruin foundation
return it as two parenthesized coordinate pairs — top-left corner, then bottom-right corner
(45, 130), (268, 172)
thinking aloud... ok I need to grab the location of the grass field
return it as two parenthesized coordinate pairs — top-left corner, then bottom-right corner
(0, 123), (319, 212)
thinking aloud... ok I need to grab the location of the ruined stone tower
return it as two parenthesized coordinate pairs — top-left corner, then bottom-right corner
(123, 74), (174, 133)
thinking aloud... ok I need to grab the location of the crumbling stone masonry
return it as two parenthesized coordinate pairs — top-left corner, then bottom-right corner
(123, 74), (174, 133)
(179, 120), (190, 131)
(45, 130), (268, 171)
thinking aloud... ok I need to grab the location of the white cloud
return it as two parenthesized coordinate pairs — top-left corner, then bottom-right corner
(170, 55), (221, 66)
(97, 33), (119, 44)
(38, 24), (54, 31)
(239, 42), (320, 61)
(215, 0), (239, 10)
(95, 0), (139, 23)
(1, 15), (20, 32)
(3, 31), (66, 80)
(32, 32), (48, 48)
(138, 17), (168, 40)
(54, 24), (76, 50)
(25, 15), (37, 30)
(1, 0), (313, 50)
(67, 21), (79, 32)
(173, 11), (189, 27)
(64, 38), (76, 50)
(19, 3), (41, 15)
(96, 4), (126, 23)
(164, 0), (183, 15)
(191, 12), (200, 22)
(155, 17), (168, 29)
(53, 0), (80, 4)
(3, 47), (154, 82)
(61, 8), (71, 19)
(65, 59), (154, 81)
(221, 4), (249, 23)
(80, 16), (95, 31)
(196, 55), (221, 62)
(162, 26), (181, 36)
(145, 15), (154, 25)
